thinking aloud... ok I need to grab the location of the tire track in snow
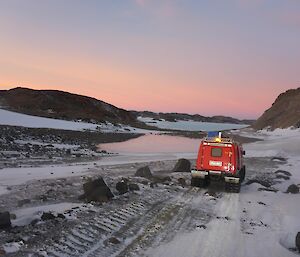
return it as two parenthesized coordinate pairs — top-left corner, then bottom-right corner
(198, 193), (245, 257)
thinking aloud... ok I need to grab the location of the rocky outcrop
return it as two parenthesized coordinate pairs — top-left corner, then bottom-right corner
(253, 88), (300, 130)
(172, 159), (191, 172)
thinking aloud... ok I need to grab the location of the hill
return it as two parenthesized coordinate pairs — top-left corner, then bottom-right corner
(132, 111), (254, 125)
(0, 87), (136, 125)
(253, 88), (300, 130)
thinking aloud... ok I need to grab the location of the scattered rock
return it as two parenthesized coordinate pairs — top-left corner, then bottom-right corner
(10, 213), (17, 220)
(150, 182), (157, 188)
(258, 187), (278, 192)
(153, 175), (172, 184)
(276, 174), (290, 180)
(296, 232), (300, 253)
(57, 213), (66, 219)
(172, 159), (191, 172)
(275, 170), (291, 176)
(257, 201), (266, 206)
(30, 219), (40, 226)
(286, 184), (299, 194)
(245, 179), (272, 188)
(17, 199), (31, 207)
(271, 157), (287, 162)
(81, 177), (114, 202)
(0, 212), (11, 230)
(135, 166), (153, 179)
(128, 183), (140, 191)
(108, 237), (121, 244)
(116, 181), (128, 195)
(178, 178), (186, 187)
(196, 224), (206, 229)
(41, 212), (56, 221)
(0, 248), (5, 255)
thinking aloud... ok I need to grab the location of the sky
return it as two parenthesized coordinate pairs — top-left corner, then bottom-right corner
(0, 0), (299, 119)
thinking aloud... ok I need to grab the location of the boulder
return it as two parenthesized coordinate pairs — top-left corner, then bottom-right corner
(116, 181), (128, 195)
(296, 232), (300, 253)
(135, 166), (153, 179)
(128, 183), (140, 191)
(41, 212), (56, 221)
(82, 177), (114, 202)
(178, 178), (186, 187)
(0, 212), (11, 230)
(172, 159), (191, 172)
(286, 184), (299, 194)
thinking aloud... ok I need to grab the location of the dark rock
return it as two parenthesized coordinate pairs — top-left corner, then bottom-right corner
(108, 237), (121, 244)
(245, 179), (272, 188)
(41, 212), (56, 221)
(140, 180), (149, 185)
(30, 219), (39, 226)
(135, 166), (153, 179)
(0, 212), (11, 230)
(257, 201), (266, 206)
(17, 199), (31, 207)
(271, 157), (287, 162)
(172, 159), (191, 172)
(258, 187), (278, 192)
(153, 175), (172, 184)
(286, 184), (299, 194)
(275, 170), (291, 176)
(57, 213), (66, 219)
(82, 177), (114, 203)
(276, 174), (290, 180)
(296, 232), (300, 253)
(10, 213), (16, 220)
(128, 183), (140, 191)
(150, 182), (157, 188)
(178, 178), (186, 187)
(116, 181), (128, 195)
(197, 224), (206, 229)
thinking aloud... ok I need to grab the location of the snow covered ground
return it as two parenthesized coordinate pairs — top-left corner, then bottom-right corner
(0, 127), (300, 256)
(0, 108), (144, 133)
(138, 116), (248, 131)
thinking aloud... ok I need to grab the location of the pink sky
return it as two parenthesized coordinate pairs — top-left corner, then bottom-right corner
(1, 0), (299, 119)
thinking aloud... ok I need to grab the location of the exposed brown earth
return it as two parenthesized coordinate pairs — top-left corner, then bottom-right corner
(253, 88), (300, 130)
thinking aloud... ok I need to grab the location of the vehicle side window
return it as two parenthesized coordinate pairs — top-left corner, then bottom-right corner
(211, 148), (222, 157)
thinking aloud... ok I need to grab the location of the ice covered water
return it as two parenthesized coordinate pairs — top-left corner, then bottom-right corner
(99, 134), (200, 154)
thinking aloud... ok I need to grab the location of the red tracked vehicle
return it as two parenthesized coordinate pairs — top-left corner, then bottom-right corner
(191, 132), (245, 193)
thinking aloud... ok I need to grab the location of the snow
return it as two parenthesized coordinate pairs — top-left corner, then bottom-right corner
(12, 202), (84, 226)
(3, 241), (24, 254)
(138, 116), (248, 131)
(1, 126), (300, 256)
(0, 108), (146, 133)
(0, 108), (100, 131)
(243, 128), (300, 157)
(146, 127), (300, 257)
